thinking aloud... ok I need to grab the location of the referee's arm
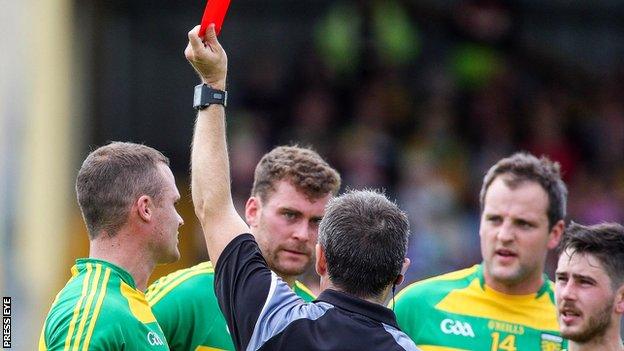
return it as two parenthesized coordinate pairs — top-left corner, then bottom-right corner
(186, 24), (249, 265)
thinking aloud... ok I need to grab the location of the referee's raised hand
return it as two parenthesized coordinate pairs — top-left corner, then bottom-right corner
(185, 23), (227, 90)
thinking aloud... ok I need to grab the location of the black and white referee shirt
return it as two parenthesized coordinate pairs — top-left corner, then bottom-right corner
(215, 234), (419, 351)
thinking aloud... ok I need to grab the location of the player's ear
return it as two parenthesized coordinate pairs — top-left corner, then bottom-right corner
(614, 284), (624, 314)
(547, 220), (565, 250)
(136, 195), (152, 222)
(315, 244), (327, 276)
(245, 196), (261, 226)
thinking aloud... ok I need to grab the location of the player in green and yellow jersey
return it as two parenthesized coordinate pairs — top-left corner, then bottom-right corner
(394, 264), (565, 351)
(146, 262), (316, 350)
(40, 259), (170, 350)
(555, 222), (624, 351)
(393, 152), (569, 351)
(40, 142), (184, 350)
(147, 145), (340, 351)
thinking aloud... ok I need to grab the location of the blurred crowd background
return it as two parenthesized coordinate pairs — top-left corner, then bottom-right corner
(2, 0), (624, 348)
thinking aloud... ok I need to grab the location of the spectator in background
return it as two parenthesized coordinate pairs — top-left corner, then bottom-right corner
(393, 152), (568, 350)
(555, 222), (624, 351)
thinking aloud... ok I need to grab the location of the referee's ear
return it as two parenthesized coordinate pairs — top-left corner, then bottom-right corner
(394, 258), (411, 286)
(315, 244), (327, 276)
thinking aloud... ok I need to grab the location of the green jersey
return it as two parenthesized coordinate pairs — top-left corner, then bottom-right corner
(39, 258), (169, 351)
(146, 261), (316, 351)
(392, 264), (566, 351)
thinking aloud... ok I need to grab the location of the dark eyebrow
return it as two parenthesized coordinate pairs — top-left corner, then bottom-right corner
(279, 207), (302, 214)
(571, 273), (597, 283)
(556, 271), (597, 284)
(513, 217), (536, 225)
(554, 272), (568, 279)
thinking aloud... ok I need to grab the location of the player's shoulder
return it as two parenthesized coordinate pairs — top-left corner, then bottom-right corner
(43, 274), (129, 349)
(396, 265), (480, 301)
(146, 261), (216, 305)
(46, 264), (121, 321)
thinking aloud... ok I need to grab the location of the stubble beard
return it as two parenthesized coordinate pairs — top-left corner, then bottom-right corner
(487, 258), (529, 287)
(268, 248), (310, 278)
(256, 218), (310, 278)
(561, 301), (613, 344)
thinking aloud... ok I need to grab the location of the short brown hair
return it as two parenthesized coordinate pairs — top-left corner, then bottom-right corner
(558, 222), (624, 289)
(76, 142), (170, 239)
(479, 152), (567, 229)
(251, 145), (341, 201)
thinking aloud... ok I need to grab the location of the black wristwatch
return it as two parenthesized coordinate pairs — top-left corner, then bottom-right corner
(193, 84), (227, 110)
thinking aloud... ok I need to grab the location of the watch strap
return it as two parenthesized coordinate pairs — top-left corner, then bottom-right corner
(194, 84), (227, 110)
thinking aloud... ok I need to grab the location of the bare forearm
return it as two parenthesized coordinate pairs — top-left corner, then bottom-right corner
(191, 104), (242, 263)
(191, 104), (231, 220)
(186, 24), (248, 265)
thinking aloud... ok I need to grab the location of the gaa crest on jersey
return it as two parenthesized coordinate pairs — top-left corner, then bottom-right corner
(440, 318), (475, 338)
(540, 333), (563, 351)
(147, 331), (165, 346)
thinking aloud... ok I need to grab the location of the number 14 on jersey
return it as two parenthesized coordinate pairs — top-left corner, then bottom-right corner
(491, 332), (516, 351)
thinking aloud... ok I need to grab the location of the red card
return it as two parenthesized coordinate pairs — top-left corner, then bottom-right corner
(198, 0), (232, 37)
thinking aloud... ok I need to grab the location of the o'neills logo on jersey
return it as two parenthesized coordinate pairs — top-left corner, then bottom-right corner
(147, 331), (164, 346)
(440, 318), (475, 338)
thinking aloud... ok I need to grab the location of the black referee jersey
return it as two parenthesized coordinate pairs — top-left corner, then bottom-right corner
(215, 234), (419, 351)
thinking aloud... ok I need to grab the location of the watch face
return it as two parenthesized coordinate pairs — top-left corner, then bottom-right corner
(193, 84), (226, 109)
(194, 84), (204, 109)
